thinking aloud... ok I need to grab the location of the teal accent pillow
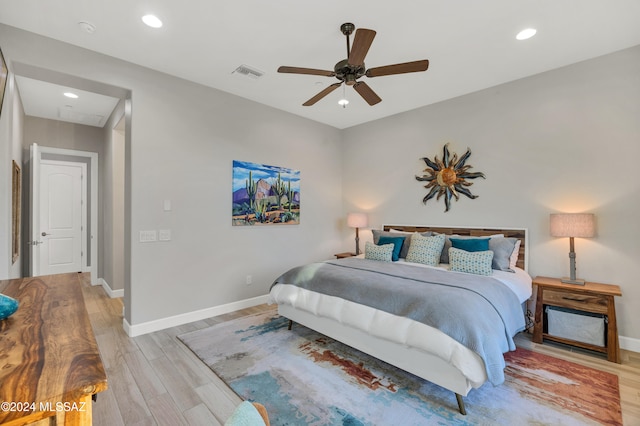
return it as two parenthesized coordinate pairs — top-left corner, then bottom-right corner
(449, 247), (494, 276)
(0, 293), (19, 320)
(364, 241), (394, 262)
(377, 236), (405, 261)
(440, 234), (504, 264)
(405, 233), (445, 266)
(450, 237), (490, 252)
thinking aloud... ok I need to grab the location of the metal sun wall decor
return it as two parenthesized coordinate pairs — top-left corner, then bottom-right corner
(232, 160), (300, 226)
(415, 143), (485, 212)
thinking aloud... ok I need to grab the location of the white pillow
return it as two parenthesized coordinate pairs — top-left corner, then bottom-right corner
(388, 228), (409, 233)
(509, 239), (522, 269)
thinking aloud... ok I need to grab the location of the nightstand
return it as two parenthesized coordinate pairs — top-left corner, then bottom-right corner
(334, 252), (356, 259)
(532, 276), (622, 363)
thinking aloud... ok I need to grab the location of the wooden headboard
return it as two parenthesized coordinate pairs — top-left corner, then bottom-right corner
(382, 225), (528, 271)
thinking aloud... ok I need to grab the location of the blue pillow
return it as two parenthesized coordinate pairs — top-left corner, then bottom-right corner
(377, 236), (405, 261)
(449, 237), (490, 252)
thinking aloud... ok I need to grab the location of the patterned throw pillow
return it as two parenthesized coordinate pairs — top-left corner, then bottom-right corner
(449, 247), (494, 276)
(405, 233), (445, 266)
(364, 241), (394, 262)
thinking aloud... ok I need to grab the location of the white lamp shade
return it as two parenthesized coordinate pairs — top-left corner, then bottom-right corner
(550, 213), (595, 238)
(347, 213), (368, 228)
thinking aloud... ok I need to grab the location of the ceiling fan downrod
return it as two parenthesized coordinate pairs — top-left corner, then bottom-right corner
(341, 22), (355, 57)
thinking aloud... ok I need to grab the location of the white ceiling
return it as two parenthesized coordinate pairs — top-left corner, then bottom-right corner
(2, 0), (640, 129)
(15, 76), (120, 127)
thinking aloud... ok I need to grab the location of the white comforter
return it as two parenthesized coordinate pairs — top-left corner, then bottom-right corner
(269, 259), (532, 388)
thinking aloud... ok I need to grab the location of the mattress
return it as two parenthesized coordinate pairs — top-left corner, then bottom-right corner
(269, 258), (532, 388)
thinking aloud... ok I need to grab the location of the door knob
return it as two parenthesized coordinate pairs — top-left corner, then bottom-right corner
(41, 232), (51, 236)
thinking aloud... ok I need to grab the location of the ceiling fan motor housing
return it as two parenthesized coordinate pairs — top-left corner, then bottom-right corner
(334, 59), (365, 86)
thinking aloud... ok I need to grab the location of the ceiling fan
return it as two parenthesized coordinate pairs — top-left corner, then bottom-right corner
(278, 23), (429, 107)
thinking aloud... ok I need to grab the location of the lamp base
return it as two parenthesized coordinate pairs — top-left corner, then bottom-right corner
(560, 277), (586, 285)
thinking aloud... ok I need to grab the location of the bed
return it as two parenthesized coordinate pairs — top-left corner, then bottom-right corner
(269, 225), (531, 414)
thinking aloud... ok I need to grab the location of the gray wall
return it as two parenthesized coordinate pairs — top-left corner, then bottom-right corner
(102, 100), (126, 292)
(0, 23), (344, 327)
(1, 23), (638, 348)
(22, 116), (106, 278)
(341, 45), (640, 343)
(0, 72), (24, 279)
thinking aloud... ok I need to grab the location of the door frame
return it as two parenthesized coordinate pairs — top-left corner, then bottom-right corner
(30, 144), (98, 284)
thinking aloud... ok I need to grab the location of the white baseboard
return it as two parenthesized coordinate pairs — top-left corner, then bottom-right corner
(620, 335), (640, 354)
(119, 292), (640, 354)
(96, 278), (124, 298)
(123, 294), (270, 337)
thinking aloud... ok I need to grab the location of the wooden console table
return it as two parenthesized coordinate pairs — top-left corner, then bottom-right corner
(0, 273), (108, 425)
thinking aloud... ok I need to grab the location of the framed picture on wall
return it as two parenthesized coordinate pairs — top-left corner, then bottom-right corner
(232, 160), (300, 226)
(0, 47), (7, 118)
(12, 160), (21, 264)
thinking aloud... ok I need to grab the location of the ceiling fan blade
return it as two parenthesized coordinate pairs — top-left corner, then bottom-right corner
(348, 28), (376, 67)
(278, 66), (335, 77)
(365, 60), (429, 77)
(302, 83), (342, 106)
(353, 81), (382, 106)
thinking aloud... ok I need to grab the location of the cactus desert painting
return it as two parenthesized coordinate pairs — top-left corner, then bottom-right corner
(232, 160), (300, 226)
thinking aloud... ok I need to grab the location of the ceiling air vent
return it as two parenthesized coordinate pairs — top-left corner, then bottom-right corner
(58, 108), (105, 127)
(232, 64), (264, 79)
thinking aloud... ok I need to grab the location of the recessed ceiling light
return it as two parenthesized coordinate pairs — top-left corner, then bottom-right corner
(64, 92), (79, 99)
(142, 14), (163, 28)
(516, 28), (537, 41)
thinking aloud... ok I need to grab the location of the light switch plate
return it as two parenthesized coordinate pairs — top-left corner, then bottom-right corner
(139, 230), (157, 242)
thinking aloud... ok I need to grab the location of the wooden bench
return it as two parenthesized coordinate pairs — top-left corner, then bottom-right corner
(0, 273), (107, 425)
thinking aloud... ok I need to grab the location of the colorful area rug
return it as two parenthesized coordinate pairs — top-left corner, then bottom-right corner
(178, 312), (622, 426)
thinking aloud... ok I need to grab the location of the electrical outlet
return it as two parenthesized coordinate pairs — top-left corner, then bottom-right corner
(159, 229), (171, 241)
(246, 275), (252, 285)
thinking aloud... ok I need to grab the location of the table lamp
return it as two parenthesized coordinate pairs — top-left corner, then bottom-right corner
(550, 213), (595, 285)
(347, 213), (368, 255)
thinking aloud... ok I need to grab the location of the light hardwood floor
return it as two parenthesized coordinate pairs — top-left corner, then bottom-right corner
(81, 275), (640, 425)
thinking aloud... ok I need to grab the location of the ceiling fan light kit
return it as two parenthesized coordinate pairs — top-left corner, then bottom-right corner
(278, 22), (429, 107)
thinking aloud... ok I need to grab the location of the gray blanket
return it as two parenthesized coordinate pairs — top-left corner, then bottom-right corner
(272, 258), (526, 385)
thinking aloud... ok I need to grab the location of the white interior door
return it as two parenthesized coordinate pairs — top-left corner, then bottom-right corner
(39, 160), (86, 275)
(29, 144), (98, 282)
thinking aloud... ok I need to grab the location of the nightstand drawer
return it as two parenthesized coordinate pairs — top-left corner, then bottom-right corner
(543, 289), (609, 314)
